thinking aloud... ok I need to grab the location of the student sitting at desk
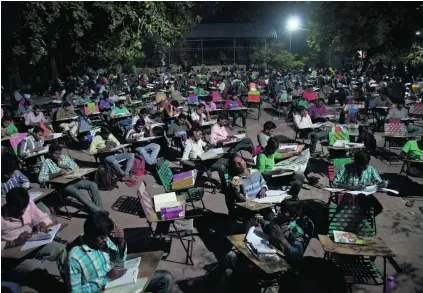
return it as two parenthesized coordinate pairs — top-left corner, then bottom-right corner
(55, 102), (79, 141)
(132, 108), (154, 126)
(39, 144), (105, 214)
(181, 127), (227, 187)
(294, 106), (329, 154)
(257, 121), (277, 149)
(74, 87), (92, 106)
(110, 100), (131, 131)
(191, 103), (210, 126)
(126, 120), (161, 166)
(1, 116), (18, 137)
(167, 113), (192, 142)
(1, 187), (65, 291)
(164, 100), (180, 118)
(19, 126), (45, 158)
(16, 100), (32, 116)
(210, 115), (254, 153)
(400, 136), (423, 178)
(370, 89), (392, 129)
(61, 212), (173, 293)
(303, 85), (318, 102)
(90, 128), (135, 181)
(385, 101), (423, 135)
(291, 82), (304, 98)
(256, 138), (306, 199)
(200, 100), (217, 111)
(24, 105), (47, 127)
(308, 99), (328, 121)
(224, 95), (246, 129)
(193, 84), (207, 96)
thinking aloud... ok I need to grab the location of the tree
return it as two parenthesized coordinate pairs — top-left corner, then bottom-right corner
(307, 2), (422, 58)
(407, 44), (423, 67)
(249, 41), (304, 70)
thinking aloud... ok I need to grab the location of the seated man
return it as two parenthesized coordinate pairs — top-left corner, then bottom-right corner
(181, 127), (228, 187)
(256, 138), (306, 199)
(210, 115), (254, 154)
(291, 82), (304, 99)
(224, 95), (246, 129)
(164, 100), (180, 119)
(294, 106), (329, 154)
(132, 108), (154, 126)
(200, 100), (217, 111)
(1, 187), (64, 291)
(90, 127), (135, 181)
(24, 105), (47, 127)
(62, 212), (172, 293)
(1, 116), (18, 137)
(190, 103), (210, 126)
(308, 99), (328, 121)
(55, 101), (79, 141)
(385, 101), (423, 135)
(167, 113), (192, 143)
(126, 120), (161, 166)
(16, 100), (32, 116)
(110, 100), (131, 131)
(400, 135), (423, 178)
(19, 126), (45, 158)
(39, 144), (105, 214)
(257, 121), (277, 149)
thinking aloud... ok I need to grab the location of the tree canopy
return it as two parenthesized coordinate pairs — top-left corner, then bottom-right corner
(249, 41), (305, 70)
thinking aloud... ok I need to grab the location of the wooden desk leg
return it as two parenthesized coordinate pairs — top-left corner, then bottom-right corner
(387, 256), (403, 273)
(383, 257), (387, 293)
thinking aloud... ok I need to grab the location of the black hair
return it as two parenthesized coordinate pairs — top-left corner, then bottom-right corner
(264, 137), (279, 154)
(189, 127), (202, 137)
(296, 106), (306, 112)
(32, 126), (44, 134)
(1, 155), (18, 177)
(33, 105), (41, 111)
(116, 100), (125, 106)
(63, 101), (71, 107)
(170, 100), (180, 107)
(139, 108), (148, 115)
(135, 118), (146, 127)
(24, 99), (31, 106)
(2, 116), (12, 123)
(100, 127), (111, 136)
(354, 150), (371, 166)
(197, 103), (205, 109)
(264, 121), (277, 131)
(217, 114), (227, 122)
(83, 211), (114, 237)
(178, 113), (186, 120)
(6, 187), (29, 211)
(49, 143), (62, 153)
(287, 88), (293, 93)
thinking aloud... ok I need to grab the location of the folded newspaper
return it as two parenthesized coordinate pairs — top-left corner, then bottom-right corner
(273, 149), (310, 173)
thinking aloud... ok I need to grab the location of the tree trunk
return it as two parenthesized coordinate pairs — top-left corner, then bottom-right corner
(50, 56), (59, 82)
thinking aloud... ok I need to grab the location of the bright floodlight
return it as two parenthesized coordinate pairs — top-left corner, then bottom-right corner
(287, 17), (300, 31)
(416, 31), (421, 36)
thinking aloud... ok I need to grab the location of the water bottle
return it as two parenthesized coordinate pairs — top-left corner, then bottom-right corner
(49, 207), (58, 224)
(385, 276), (395, 293)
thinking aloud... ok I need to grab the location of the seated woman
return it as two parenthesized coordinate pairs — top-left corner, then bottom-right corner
(293, 106), (329, 154)
(126, 120), (161, 166)
(74, 87), (92, 106)
(55, 101), (79, 141)
(303, 85), (318, 103)
(1, 116), (18, 137)
(200, 100), (217, 111)
(308, 99), (328, 122)
(224, 95), (246, 129)
(110, 100), (131, 131)
(256, 138), (305, 199)
(400, 136), (423, 178)
(90, 128), (135, 181)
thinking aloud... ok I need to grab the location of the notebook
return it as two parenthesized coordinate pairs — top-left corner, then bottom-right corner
(333, 230), (366, 245)
(245, 226), (277, 254)
(252, 191), (292, 204)
(153, 192), (180, 212)
(21, 224), (61, 251)
(105, 257), (141, 289)
(173, 170), (196, 182)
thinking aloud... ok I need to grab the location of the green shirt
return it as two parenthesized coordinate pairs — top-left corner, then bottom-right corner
(4, 124), (18, 134)
(402, 140), (423, 160)
(294, 99), (310, 111)
(257, 152), (283, 172)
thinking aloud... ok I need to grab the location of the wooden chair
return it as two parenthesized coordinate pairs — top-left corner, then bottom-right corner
(399, 158), (423, 176)
(156, 159), (205, 210)
(324, 194), (384, 287)
(137, 181), (195, 265)
(383, 120), (410, 152)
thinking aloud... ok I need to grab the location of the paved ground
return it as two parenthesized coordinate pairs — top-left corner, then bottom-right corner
(25, 101), (423, 293)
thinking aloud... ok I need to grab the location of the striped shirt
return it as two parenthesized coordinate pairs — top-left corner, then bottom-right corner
(332, 164), (383, 187)
(39, 155), (78, 183)
(65, 237), (127, 293)
(19, 136), (45, 157)
(235, 169), (268, 199)
(1, 170), (30, 196)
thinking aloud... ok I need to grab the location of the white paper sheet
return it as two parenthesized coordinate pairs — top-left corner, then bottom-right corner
(105, 277), (148, 293)
(105, 267), (138, 289)
(278, 144), (298, 151)
(310, 123), (323, 129)
(153, 192), (178, 212)
(29, 192), (43, 201)
(245, 227), (276, 254)
(252, 194), (292, 204)
(64, 169), (88, 179)
(21, 224), (61, 251)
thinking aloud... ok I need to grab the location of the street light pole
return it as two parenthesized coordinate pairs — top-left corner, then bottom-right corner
(289, 31), (292, 53)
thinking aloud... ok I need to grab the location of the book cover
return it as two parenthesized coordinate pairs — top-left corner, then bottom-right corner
(171, 177), (195, 190)
(173, 170), (195, 182)
(333, 230), (366, 245)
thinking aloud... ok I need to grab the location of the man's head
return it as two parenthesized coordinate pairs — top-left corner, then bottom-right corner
(217, 115), (227, 127)
(190, 127), (203, 142)
(353, 150), (371, 172)
(134, 119), (146, 132)
(297, 106), (308, 117)
(316, 99), (324, 107)
(32, 126), (44, 141)
(100, 127), (111, 140)
(63, 101), (72, 110)
(5, 187), (30, 218)
(263, 121), (276, 137)
(177, 113), (187, 125)
(197, 103), (205, 114)
(49, 143), (62, 161)
(83, 212), (114, 250)
(1, 155), (18, 182)
(138, 108), (148, 119)
(170, 100), (180, 108)
(307, 85), (313, 93)
(231, 155), (247, 175)
(23, 100), (31, 109)
(32, 105), (42, 116)
(1, 116), (12, 128)
(264, 137), (279, 155)
(116, 100), (125, 109)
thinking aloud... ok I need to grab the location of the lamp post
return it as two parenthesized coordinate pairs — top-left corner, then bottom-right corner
(286, 16), (309, 53)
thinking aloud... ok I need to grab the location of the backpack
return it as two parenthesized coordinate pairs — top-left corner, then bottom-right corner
(328, 126), (350, 146)
(95, 163), (118, 190)
(131, 154), (146, 176)
(357, 132), (377, 151)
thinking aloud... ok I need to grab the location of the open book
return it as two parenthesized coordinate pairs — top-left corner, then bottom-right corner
(105, 257), (141, 289)
(21, 224), (61, 251)
(252, 190), (292, 204)
(245, 226), (276, 254)
(198, 148), (225, 161)
(333, 230), (366, 245)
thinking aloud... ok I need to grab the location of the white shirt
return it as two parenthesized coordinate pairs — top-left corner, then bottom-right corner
(191, 111), (206, 122)
(294, 114), (313, 129)
(218, 82), (225, 91)
(182, 138), (207, 160)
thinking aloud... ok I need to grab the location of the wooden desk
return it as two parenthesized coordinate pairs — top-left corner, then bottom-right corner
(29, 187), (56, 203)
(49, 168), (97, 184)
(55, 116), (79, 122)
(110, 114), (132, 120)
(129, 251), (164, 293)
(227, 234), (290, 275)
(2, 223), (69, 259)
(235, 200), (274, 212)
(146, 195), (186, 223)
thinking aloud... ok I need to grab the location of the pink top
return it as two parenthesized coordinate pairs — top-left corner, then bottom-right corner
(303, 91), (318, 101)
(200, 101), (217, 110)
(210, 124), (229, 145)
(224, 99), (243, 109)
(1, 200), (52, 250)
